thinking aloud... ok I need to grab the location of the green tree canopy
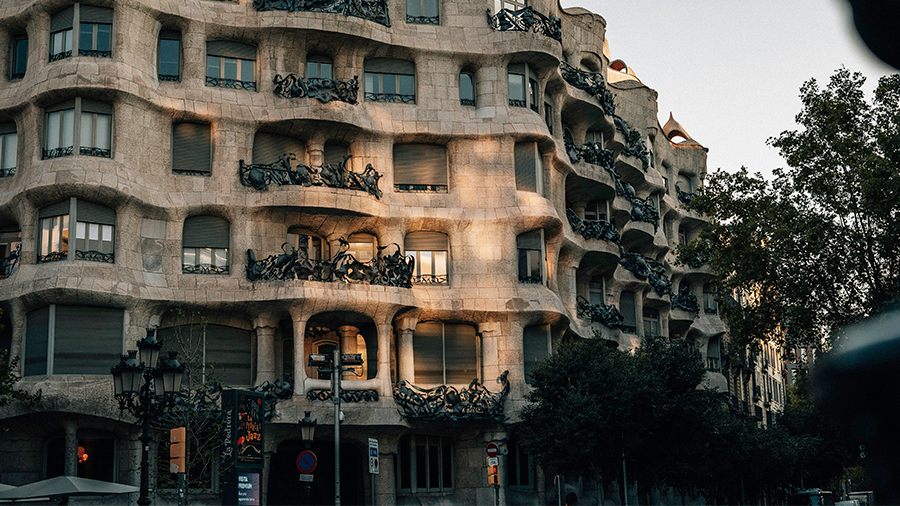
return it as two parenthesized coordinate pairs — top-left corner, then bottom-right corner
(679, 68), (900, 351)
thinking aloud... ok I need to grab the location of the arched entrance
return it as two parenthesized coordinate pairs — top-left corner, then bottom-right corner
(268, 439), (365, 505)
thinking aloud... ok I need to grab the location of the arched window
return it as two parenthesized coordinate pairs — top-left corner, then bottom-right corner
(676, 174), (692, 193)
(405, 231), (449, 284)
(393, 143), (448, 193)
(182, 216), (229, 274)
(459, 72), (475, 106)
(619, 291), (636, 333)
(516, 229), (543, 284)
(38, 198), (116, 264)
(24, 305), (124, 376)
(412, 322), (477, 384)
(364, 58), (416, 103)
(252, 132), (305, 165)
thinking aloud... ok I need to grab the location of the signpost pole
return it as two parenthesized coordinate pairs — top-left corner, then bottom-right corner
(177, 472), (185, 506)
(333, 349), (341, 506)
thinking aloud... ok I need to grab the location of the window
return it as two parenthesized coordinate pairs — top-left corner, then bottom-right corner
(158, 324), (252, 386)
(38, 198), (115, 264)
(43, 98), (112, 159)
(364, 58), (416, 103)
(347, 233), (376, 263)
(459, 73), (475, 106)
(676, 174), (692, 193)
(523, 324), (550, 384)
(703, 283), (718, 314)
(514, 141), (542, 194)
(507, 436), (535, 488)
(172, 122), (211, 175)
(543, 93), (553, 133)
(47, 436), (116, 481)
(49, 6), (74, 61)
(397, 435), (453, 493)
(323, 141), (348, 166)
(286, 227), (329, 260)
(0, 123), (16, 177)
(495, 0), (526, 12)
(588, 278), (604, 305)
(516, 229), (543, 284)
(642, 308), (660, 338)
(158, 30), (181, 81)
(678, 226), (689, 245)
(182, 215), (229, 274)
(412, 322), (477, 384)
(10, 37), (27, 79)
(306, 55), (333, 80)
(584, 199), (607, 221)
(507, 63), (538, 112)
(585, 129), (603, 146)
(406, 0), (439, 24)
(252, 132), (305, 165)
(0, 226), (22, 280)
(620, 291), (636, 333)
(49, 5), (112, 61)
(405, 231), (448, 284)
(24, 305), (124, 376)
(393, 143), (448, 192)
(206, 40), (256, 90)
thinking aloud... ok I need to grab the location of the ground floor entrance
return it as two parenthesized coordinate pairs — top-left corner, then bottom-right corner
(268, 439), (365, 505)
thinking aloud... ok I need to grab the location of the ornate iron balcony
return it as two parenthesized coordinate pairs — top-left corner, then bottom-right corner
(487, 6), (561, 42)
(576, 295), (626, 329)
(670, 284), (700, 314)
(42, 146), (74, 159)
(564, 130), (615, 170)
(394, 184), (447, 193)
(75, 250), (114, 263)
(183, 263), (229, 275)
(253, 0), (391, 27)
(508, 99), (526, 108)
(273, 74), (359, 104)
(49, 51), (72, 62)
(364, 92), (415, 103)
(80, 147), (111, 158)
(240, 154), (383, 198)
(566, 209), (620, 245)
(308, 389), (379, 402)
(412, 274), (448, 285)
(78, 49), (111, 58)
(206, 77), (256, 90)
(619, 252), (672, 297)
(246, 240), (415, 288)
(393, 371), (510, 423)
(676, 184), (697, 205)
(614, 116), (650, 170)
(407, 14), (439, 24)
(460, 98), (475, 106)
(0, 167), (15, 178)
(615, 180), (659, 226)
(559, 61), (616, 116)
(518, 275), (543, 284)
(37, 251), (67, 264)
(0, 243), (20, 280)
(172, 168), (211, 177)
(158, 74), (179, 82)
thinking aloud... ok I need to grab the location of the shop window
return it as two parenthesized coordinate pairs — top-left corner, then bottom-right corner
(507, 435), (535, 488)
(619, 291), (636, 333)
(642, 308), (660, 338)
(516, 229), (543, 284)
(364, 58), (416, 103)
(704, 283), (718, 315)
(47, 436), (116, 481)
(286, 227), (329, 260)
(507, 63), (538, 112)
(24, 305), (124, 376)
(459, 72), (475, 106)
(393, 143), (448, 192)
(397, 435), (453, 493)
(172, 122), (211, 175)
(405, 231), (448, 284)
(158, 30), (181, 81)
(158, 324), (251, 386)
(523, 324), (550, 384)
(182, 215), (229, 274)
(306, 55), (333, 80)
(252, 132), (305, 165)
(206, 40), (257, 90)
(407, 0), (439, 24)
(10, 37), (27, 79)
(37, 198), (115, 264)
(43, 98), (112, 159)
(412, 322), (477, 385)
(514, 141), (541, 194)
(0, 123), (16, 177)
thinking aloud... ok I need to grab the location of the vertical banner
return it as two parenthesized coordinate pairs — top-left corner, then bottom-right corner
(222, 390), (265, 505)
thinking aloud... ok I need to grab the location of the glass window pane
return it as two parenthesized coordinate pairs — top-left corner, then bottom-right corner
(419, 251), (432, 276)
(382, 73), (396, 95)
(428, 443), (439, 489)
(240, 59), (254, 83)
(206, 55), (220, 79)
(88, 223), (99, 241)
(441, 443), (452, 488)
(306, 61), (318, 78)
(65, 30), (72, 51)
(459, 74), (474, 101)
(423, 0), (438, 18)
(41, 219), (51, 255)
(508, 73), (524, 101)
(214, 248), (228, 267)
(528, 249), (541, 280)
(62, 110), (75, 147)
(223, 58), (238, 80)
(96, 24), (111, 52)
(76, 221), (86, 240)
(51, 32), (62, 54)
(47, 112), (61, 150)
(365, 72), (378, 94)
(407, 0), (421, 17)
(415, 443), (427, 490)
(529, 78), (538, 106)
(182, 248), (195, 266)
(159, 39), (180, 76)
(199, 248), (212, 265)
(434, 251), (447, 278)
(80, 112), (93, 148)
(399, 437), (411, 489)
(79, 23), (93, 51)
(3, 133), (17, 169)
(95, 114), (110, 150)
(61, 215), (68, 253)
(13, 39), (28, 75)
(320, 62), (332, 80)
(50, 216), (61, 252)
(399, 74), (414, 96)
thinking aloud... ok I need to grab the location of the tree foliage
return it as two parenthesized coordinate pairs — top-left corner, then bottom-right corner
(678, 68), (900, 351)
(0, 352), (42, 410)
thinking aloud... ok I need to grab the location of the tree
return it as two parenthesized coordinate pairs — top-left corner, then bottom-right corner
(678, 68), (900, 352)
(0, 308), (42, 411)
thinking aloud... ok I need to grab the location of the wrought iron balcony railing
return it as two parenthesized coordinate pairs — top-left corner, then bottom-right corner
(240, 154), (383, 198)
(80, 147), (111, 158)
(460, 98), (475, 106)
(619, 252), (672, 297)
(37, 251), (67, 264)
(183, 263), (229, 275)
(407, 14), (439, 24)
(614, 116), (650, 170)
(78, 49), (111, 58)
(518, 275), (543, 284)
(487, 6), (561, 42)
(254, 0), (391, 27)
(0, 244), (20, 280)
(393, 371), (510, 422)
(49, 50), (72, 62)
(508, 99), (526, 108)
(273, 74), (359, 104)
(247, 240), (415, 288)
(0, 167), (15, 178)
(206, 77), (256, 90)
(10, 72), (25, 80)
(564, 130), (615, 171)
(559, 61), (616, 116)
(394, 184), (448, 193)
(158, 74), (179, 82)
(43, 146), (74, 159)
(412, 274), (448, 285)
(566, 209), (620, 245)
(675, 184), (697, 205)
(670, 284), (700, 314)
(364, 92), (415, 103)
(75, 250), (114, 263)
(615, 180), (659, 226)
(576, 295), (626, 329)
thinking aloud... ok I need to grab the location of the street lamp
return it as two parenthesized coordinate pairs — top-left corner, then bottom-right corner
(299, 411), (317, 448)
(111, 328), (185, 506)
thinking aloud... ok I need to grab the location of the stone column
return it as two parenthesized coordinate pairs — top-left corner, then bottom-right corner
(338, 325), (359, 380)
(375, 323), (392, 396)
(64, 421), (78, 476)
(395, 317), (417, 384)
(375, 452), (397, 505)
(479, 322), (503, 385)
(253, 315), (279, 387)
(308, 137), (324, 166)
(292, 318), (308, 396)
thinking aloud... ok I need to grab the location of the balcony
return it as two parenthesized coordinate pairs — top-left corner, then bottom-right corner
(273, 74), (359, 104)
(564, 130), (615, 171)
(671, 284), (700, 314)
(239, 154), (383, 198)
(487, 6), (561, 42)
(613, 116), (650, 171)
(706, 357), (720, 373)
(566, 209), (620, 245)
(206, 77), (256, 90)
(619, 252), (671, 297)
(576, 295), (626, 329)
(559, 61), (615, 116)
(676, 184), (697, 206)
(0, 244), (20, 280)
(253, 0), (391, 27)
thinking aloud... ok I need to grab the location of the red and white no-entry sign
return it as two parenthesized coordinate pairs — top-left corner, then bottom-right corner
(486, 443), (498, 457)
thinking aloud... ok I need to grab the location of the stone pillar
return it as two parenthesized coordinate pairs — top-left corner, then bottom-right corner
(64, 421), (78, 476)
(338, 326), (359, 380)
(375, 323), (392, 396)
(375, 452), (397, 505)
(292, 318), (308, 396)
(308, 138), (324, 166)
(254, 315), (279, 387)
(395, 317), (417, 384)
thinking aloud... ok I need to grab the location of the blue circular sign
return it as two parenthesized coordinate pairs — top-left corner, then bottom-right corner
(296, 450), (317, 474)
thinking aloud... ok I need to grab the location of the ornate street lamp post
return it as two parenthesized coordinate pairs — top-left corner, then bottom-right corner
(111, 328), (185, 506)
(298, 411), (317, 500)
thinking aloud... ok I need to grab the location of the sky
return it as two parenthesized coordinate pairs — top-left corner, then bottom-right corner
(559, 0), (897, 178)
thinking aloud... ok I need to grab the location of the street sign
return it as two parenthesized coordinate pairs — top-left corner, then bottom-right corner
(486, 443), (498, 457)
(296, 450), (317, 474)
(487, 457), (499, 466)
(299, 474), (314, 482)
(368, 438), (379, 474)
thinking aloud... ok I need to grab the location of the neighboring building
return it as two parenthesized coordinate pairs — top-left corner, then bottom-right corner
(0, 0), (723, 504)
(724, 339), (788, 427)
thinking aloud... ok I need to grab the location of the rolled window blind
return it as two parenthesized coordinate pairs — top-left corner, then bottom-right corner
(80, 5), (113, 23)
(77, 200), (116, 225)
(514, 142), (537, 192)
(50, 6), (75, 32)
(206, 324), (252, 386)
(183, 215), (229, 249)
(207, 40), (257, 60)
(172, 123), (211, 174)
(413, 322), (443, 384)
(620, 291), (636, 328)
(443, 323), (476, 384)
(81, 99), (113, 115)
(54, 306), (123, 374)
(252, 132), (305, 165)
(516, 229), (542, 250)
(24, 306), (50, 376)
(393, 144), (447, 186)
(364, 58), (415, 74)
(39, 200), (72, 218)
(404, 231), (448, 251)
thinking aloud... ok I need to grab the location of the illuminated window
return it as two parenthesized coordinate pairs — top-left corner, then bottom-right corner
(405, 232), (449, 284)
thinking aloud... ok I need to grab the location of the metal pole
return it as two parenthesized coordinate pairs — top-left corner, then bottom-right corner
(622, 451), (628, 506)
(333, 349), (341, 506)
(371, 473), (375, 506)
(177, 472), (185, 506)
(138, 417), (152, 506)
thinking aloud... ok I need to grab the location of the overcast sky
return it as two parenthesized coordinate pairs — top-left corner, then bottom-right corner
(560, 0), (897, 178)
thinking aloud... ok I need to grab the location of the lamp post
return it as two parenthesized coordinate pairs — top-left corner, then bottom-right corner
(111, 328), (185, 506)
(298, 411), (317, 500)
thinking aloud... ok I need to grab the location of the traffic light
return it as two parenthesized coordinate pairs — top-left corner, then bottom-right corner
(487, 463), (500, 486)
(170, 427), (186, 473)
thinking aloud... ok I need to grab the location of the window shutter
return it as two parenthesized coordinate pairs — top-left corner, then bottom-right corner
(160, 30), (180, 39)
(79, 5), (114, 23)
(405, 231), (448, 251)
(516, 229), (541, 250)
(364, 58), (415, 74)
(393, 144), (447, 186)
(54, 306), (123, 374)
(508, 63), (527, 75)
(39, 200), (72, 218)
(76, 200), (116, 225)
(206, 325), (252, 386)
(46, 100), (77, 113)
(620, 291), (636, 328)
(443, 324), (477, 384)
(80, 99), (113, 115)
(172, 123), (211, 174)
(514, 142), (537, 192)
(708, 336), (720, 359)
(50, 6), (75, 32)
(24, 306), (50, 376)
(183, 216), (229, 249)
(323, 143), (348, 166)
(206, 40), (257, 60)
(252, 132), (305, 165)
(0, 123), (15, 135)
(523, 324), (550, 383)
(413, 322), (444, 384)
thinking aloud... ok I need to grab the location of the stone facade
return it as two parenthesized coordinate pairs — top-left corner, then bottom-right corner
(0, 0), (726, 504)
